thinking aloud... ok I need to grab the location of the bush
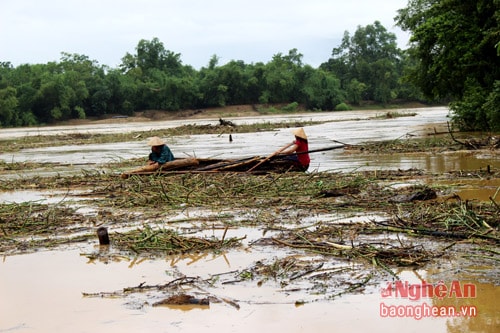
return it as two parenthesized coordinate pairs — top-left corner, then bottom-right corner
(450, 79), (489, 131)
(282, 102), (299, 112)
(74, 106), (86, 119)
(484, 81), (500, 131)
(335, 103), (351, 111)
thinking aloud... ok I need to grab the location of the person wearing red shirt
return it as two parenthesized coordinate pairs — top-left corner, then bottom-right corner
(281, 128), (310, 171)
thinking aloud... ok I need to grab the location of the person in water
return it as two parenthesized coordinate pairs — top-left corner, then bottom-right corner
(146, 136), (175, 170)
(121, 136), (182, 178)
(281, 128), (310, 171)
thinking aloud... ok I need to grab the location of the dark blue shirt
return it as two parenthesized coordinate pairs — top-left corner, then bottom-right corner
(149, 145), (174, 164)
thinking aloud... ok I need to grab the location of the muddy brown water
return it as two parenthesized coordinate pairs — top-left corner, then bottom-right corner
(1, 247), (498, 333)
(0, 107), (498, 174)
(1, 107), (499, 333)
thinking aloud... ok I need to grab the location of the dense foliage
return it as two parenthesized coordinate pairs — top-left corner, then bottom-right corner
(1, 3), (499, 131)
(396, 0), (500, 131)
(320, 21), (420, 104)
(0, 21), (422, 127)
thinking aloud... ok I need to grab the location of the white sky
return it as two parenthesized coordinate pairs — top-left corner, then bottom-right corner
(0, 0), (410, 69)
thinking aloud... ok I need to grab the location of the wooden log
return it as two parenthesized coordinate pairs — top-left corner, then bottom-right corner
(121, 158), (199, 178)
(194, 159), (240, 171)
(160, 158), (199, 171)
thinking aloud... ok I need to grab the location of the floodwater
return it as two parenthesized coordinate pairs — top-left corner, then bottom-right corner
(1, 107), (499, 333)
(1, 247), (498, 333)
(1, 106), (498, 175)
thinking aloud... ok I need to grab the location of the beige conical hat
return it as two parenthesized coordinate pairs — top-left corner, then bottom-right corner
(292, 128), (307, 140)
(147, 136), (165, 146)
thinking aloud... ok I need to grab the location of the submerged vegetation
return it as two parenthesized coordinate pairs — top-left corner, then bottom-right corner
(113, 225), (243, 255)
(1, 168), (498, 253)
(2, 165), (498, 303)
(0, 123), (498, 303)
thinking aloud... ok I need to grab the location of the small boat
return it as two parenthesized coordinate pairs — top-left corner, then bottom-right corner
(120, 155), (307, 178)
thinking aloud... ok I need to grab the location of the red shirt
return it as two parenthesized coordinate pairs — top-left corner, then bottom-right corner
(295, 138), (310, 167)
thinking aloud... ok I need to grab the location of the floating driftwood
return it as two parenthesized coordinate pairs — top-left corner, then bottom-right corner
(153, 294), (209, 306)
(83, 276), (241, 310)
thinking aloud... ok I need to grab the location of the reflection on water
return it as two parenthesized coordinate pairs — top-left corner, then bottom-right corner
(333, 150), (499, 173)
(432, 282), (498, 333)
(437, 178), (500, 202)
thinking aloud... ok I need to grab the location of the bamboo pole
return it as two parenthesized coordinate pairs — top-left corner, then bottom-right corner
(247, 142), (293, 172)
(194, 156), (257, 171)
(217, 156), (262, 171)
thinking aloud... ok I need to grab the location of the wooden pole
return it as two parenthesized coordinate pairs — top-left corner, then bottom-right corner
(247, 142), (293, 172)
(284, 144), (346, 156)
(97, 227), (110, 245)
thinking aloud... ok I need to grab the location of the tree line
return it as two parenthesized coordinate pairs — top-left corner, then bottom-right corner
(0, 21), (414, 128)
(396, 0), (499, 131)
(0, 1), (498, 131)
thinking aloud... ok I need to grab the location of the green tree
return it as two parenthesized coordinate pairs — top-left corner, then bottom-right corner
(396, 50), (425, 101)
(0, 86), (18, 126)
(322, 21), (403, 103)
(261, 49), (303, 103)
(301, 66), (343, 110)
(346, 79), (366, 105)
(121, 38), (183, 76)
(59, 53), (108, 118)
(395, 0), (500, 131)
(0, 63), (42, 126)
(198, 59), (261, 107)
(119, 38), (197, 112)
(198, 62), (227, 107)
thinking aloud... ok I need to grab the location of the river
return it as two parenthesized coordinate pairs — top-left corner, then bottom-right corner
(1, 106), (497, 174)
(0, 107), (499, 333)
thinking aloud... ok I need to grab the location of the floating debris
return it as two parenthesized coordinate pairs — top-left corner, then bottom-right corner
(153, 294), (209, 306)
(113, 225), (244, 255)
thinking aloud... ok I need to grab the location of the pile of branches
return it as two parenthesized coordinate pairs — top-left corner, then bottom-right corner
(112, 225), (244, 255)
(270, 224), (434, 268)
(447, 122), (500, 149)
(383, 199), (499, 242)
(0, 202), (84, 236)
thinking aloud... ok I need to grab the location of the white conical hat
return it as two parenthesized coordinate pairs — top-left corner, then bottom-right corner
(292, 128), (307, 140)
(147, 136), (165, 146)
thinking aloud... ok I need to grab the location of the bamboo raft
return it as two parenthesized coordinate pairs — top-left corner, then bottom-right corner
(121, 156), (304, 178)
(120, 145), (346, 178)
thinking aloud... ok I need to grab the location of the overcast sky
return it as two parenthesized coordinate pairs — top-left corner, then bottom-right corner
(0, 0), (410, 69)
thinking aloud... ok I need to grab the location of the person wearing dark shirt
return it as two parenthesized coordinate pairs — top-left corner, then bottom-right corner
(121, 136), (175, 178)
(147, 136), (175, 167)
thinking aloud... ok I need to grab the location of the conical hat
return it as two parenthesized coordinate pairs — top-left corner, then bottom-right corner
(292, 128), (307, 140)
(147, 136), (165, 146)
